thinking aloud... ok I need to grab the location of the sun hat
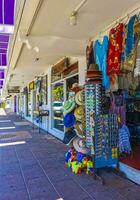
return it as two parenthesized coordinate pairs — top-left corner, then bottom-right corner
(74, 106), (84, 122)
(63, 100), (76, 114)
(86, 63), (102, 84)
(75, 91), (84, 106)
(73, 137), (89, 154)
(74, 122), (85, 138)
(64, 113), (76, 128)
(63, 129), (77, 145)
(70, 83), (81, 93)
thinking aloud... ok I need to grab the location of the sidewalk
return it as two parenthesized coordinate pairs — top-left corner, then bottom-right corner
(0, 110), (140, 200)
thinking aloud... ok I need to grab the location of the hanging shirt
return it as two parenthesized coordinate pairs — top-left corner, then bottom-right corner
(121, 15), (140, 72)
(86, 40), (95, 69)
(110, 91), (126, 126)
(107, 23), (124, 75)
(94, 36), (110, 89)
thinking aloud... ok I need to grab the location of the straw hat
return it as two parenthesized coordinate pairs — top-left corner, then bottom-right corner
(64, 113), (76, 128)
(74, 106), (84, 122)
(86, 63), (102, 84)
(63, 100), (76, 114)
(63, 129), (77, 146)
(75, 91), (84, 106)
(73, 137), (89, 154)
(74, 122), (85, 138)
(70, 83), (81, 93)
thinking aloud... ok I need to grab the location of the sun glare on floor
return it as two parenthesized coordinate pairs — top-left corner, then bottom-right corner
(0, 120), (11, 122)
(0, 108), (7, 116)
(56, 199), (64, 200)
(0, 126), (15, 130)
(0, 141), (26, 147)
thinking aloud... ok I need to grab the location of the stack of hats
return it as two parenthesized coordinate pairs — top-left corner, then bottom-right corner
(86, 64), (102, 84)
(63, 84), (88, 154)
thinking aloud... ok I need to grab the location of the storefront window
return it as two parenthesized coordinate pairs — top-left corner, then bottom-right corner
(66, 75), (79, 98)
(52, 81), (64, 132)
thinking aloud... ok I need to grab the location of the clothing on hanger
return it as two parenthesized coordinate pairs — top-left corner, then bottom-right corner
(107, 23), (124, 75)
(94, 36), (110, 89)
(86, 40), (95, 68)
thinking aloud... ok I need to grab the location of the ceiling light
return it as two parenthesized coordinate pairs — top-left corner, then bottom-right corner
(70, 11), (77, 26)
(33, 46), (39, 53)
(70, 0), (88, 26)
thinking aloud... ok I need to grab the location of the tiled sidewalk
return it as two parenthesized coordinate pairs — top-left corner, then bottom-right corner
(0, 111), (140, 200)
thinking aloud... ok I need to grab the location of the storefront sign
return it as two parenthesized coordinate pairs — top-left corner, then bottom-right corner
(8, 89), (20, 93)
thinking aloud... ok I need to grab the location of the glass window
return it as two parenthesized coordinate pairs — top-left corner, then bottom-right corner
(52, 81), (64, 132)
(66, 75), (79, 98)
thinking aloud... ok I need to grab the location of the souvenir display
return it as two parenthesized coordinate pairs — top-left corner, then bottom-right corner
(63, 13), (140, 176)
(84, 84), (96, 151)
(94, 114), (118, 168)
(65, 148), (93, 175)
(63, 85), (86, 150)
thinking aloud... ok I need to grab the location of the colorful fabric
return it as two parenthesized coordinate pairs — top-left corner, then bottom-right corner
(86, 41), (95, 68)
(64, 113), (76, 128)
(94, 36), (110, 89)
(107, 23), (124, 75)
(119, 125), (131, 153)
(121, 15), (140, 72)
(110, 91), (126, 126)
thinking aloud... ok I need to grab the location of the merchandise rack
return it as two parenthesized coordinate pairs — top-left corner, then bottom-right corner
(84, 83), (119, 183)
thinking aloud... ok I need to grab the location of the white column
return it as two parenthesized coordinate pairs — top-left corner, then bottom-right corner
(24, 95), (27, 117)
(30, 90), (34, 121)
(78, 56), (86, 86)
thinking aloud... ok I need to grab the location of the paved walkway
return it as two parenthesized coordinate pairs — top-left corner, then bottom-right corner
(0, 110), (140, 200)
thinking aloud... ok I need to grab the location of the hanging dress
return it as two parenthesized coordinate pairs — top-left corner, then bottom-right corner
(107, 23), (124, 75)
(94, 36), (110, 89)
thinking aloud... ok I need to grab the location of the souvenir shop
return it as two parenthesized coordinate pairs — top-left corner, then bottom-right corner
(62, 14), (140, 184)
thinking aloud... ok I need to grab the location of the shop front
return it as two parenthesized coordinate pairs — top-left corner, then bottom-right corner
(61, 15), (140, 184)
(51, 58), (79, 136)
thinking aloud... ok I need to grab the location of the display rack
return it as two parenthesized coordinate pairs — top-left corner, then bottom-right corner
(84, 83), (119, 183)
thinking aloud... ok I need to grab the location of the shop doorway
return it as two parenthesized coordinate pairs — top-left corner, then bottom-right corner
(51, 74), (79, 133)
(119, 46), (140, 173)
